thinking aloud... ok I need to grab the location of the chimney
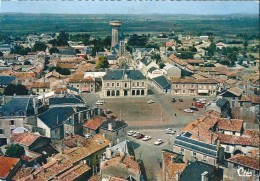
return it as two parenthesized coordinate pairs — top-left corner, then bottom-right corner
(201, 171), (208, 181)
(2, 95), (5, 105)
(33, 97), (38, 115)
(105, 148), (112, 159)
(176, 172), (180, 181)
(13, 93), (16, 97)
(108, 122), (112, 131)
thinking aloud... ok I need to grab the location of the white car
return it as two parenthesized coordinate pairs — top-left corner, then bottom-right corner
(142, 136), (151, 141)
(201, 98), (207, 101)
(127, 130), (135, 136)
(95, 100), (103, 105)
(98, 100), (105, 103)
(154, 139), (163, 145)
(184, 109), (194, 113)
(147, 100), (155, 104)
(166, 130), (176, 134)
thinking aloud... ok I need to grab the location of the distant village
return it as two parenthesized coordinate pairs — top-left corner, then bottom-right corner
(0, 20), (259, 181)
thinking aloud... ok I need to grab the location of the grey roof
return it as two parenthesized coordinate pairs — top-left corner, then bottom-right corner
(0, 76), (16, 85)
(66, 86), (79, 93)
(99, 119), (127, 132)
(103, 69), (145, 80)
(49, 94), (84, 105)
(216, 98), (230, 110)
(135, 48), (154, 52)
(0, 96), (35, 117)
(181, 161), (218, 181)
(37, 107), (75, 129)
(152, 75), (171, 89)
(140, 57), (152, 66)
(106, 54), (118, 60)
(174, 134), (218, 157)
(59, 49), (75, 55)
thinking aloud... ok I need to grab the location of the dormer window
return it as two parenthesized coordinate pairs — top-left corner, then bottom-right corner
(0, 112), (3, 117)
(19, 111), (24, 116)
(10, 111), (15, 116)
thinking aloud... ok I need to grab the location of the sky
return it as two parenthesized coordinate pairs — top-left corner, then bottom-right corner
(0, 1), (259, 15)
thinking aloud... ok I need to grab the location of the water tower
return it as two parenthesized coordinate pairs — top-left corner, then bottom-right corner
(109, 20), (122, 48)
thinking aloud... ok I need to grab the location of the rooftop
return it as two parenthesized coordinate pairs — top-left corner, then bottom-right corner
(103, 69), (145, 81)
(11, 132), (41, 147)
(0, 156), (20, 179)
(228, 154), (259, 170)
(99, 119), (128, 132)
(83, 116), (106, 130)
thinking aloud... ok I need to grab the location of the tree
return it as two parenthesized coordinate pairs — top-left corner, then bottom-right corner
(5, 144), (25, 158)
(96, 55), (109, 69)
(49, 47), (59, 54)
(32, 42), (47, 52)
(57, 31), (69, 46)
(49, 67), (71, 75)
(151, 53), (161, 64)
(24, 60), (31, 65)
(4, 84), (29, 95)
(159, 63), (166, 69)
(127, 34), (148, 47)
(167, 47), (174, 51)
(243, 41), (248, 49)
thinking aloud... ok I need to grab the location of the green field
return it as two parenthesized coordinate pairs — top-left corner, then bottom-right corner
(0, 14), (259, 38)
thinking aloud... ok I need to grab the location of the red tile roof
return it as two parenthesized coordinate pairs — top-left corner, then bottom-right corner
(0, 156), (20, 179)
(83, 116), (106, 130)
(31, 82), (50, 89)
(11, 133), (40, 147)
(218, 134), (259, 147)
(228, 154), (259, 170)
(217, 119), (243, 132)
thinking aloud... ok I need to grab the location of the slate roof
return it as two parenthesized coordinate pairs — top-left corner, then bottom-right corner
(99, 119), (127, 132)
(0, 96), (34, 117)
(140, 57), (152, 66)
(59, 49), (76, 55)
(148, 67), (157, 73)
(152, 75), (171, 89)
(216, 98), (229, 110)
(174, 134), (218, 157)
(37, 107), (75, 129)
(0, 76), (16, 85)
(106, 54), (118, 60)
(49, 94), (84, 105)
(0, 156), (20, 179)
(103, 69), (145, 80)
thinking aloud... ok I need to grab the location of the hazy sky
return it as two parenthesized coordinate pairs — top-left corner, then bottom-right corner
(0, 1), (259, 15)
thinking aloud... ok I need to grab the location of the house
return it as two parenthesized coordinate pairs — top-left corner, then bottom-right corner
(10, 132), (56, 158)
(102, 69), (147, 97)
(138, 57), (159, 75)
(83, 116), (106, 136)
(150, 75), (171, 94)
(224, 154), (259, 181)
(219, 87), (244, 108)
(205, 98), (231, 118)
(146, 67), (164, 79)
(101, 154), (142, 181)
(68, 76), (95, 93)
(162, 63), (181, 78)
(0, 96), (37, 145)
(37, 106), (94, 139)
(106, 54), (119, 65)
(134, 48), (154, 59)
(99, 119), (128, 146)
(0, 156), (21, 181)
(170, 77), (218, 96)
(30, 81), (51, 95)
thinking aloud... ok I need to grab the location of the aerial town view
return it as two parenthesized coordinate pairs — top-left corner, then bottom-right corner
(0, 1), (259, 181)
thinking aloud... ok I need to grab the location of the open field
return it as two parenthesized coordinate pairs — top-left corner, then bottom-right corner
(0, 14), (258, 38)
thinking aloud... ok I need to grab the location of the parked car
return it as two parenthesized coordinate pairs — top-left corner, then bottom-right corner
(154, 139), (163, 146)
(133, 132), (140, 138)
(184, 109), (194, 113)
(136, 133), (145, 139)
(201, 98), (207, 101)
(127, 130), (135, 136)
(143, 136), (151, 141)
(171, 97), (176, 102)
(190, 106), (199, 111)
(98, 100), (105, 103)
(95, 100), (103, 105)
(147, 100), (155, 104)
(166, 129), (176, 134)
(179, 98), (183, 102)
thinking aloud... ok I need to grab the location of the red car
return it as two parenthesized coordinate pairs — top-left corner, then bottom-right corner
(135, 133), (145, 139)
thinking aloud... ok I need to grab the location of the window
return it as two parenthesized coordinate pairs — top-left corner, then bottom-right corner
(176, 85), (178, 88)
(117, 83), (120, 87)
(77, 84), (79, 88)
(10, 120), (15, 125)
(125, 83), (127, 88)
(226, 146), (230, 151)
(19, 111), (24, 116)
(203, 155), (207, 161)
(107, 82), (110, 87)
(10, 111), (15, 116)
(181, 148), (184, 152)
(183, 90), (185, 93)
(96, 154), (99, 160)
(191, 85), (194, 88)
(233, 164), (238, 169)
(183, 85), (185, 88)
(132, 82), (135, 86)
(137, 82), (140, 86)
(112, 83), (115, 87)
(193, 152), (196, 157)
(86, 159), (91, 165)
(0, 129), (3, 134)
(142, 82), (144, 86)
(37, 89), (39, 92)
(55, 129), (58, 135)
(43, 89), (45, 92)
